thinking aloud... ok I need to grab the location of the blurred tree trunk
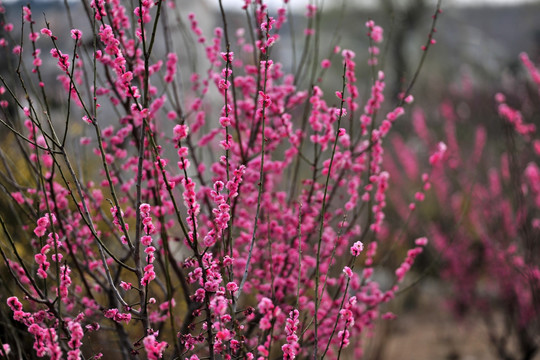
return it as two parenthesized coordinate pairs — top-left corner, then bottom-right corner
(382, 0), (426, 99)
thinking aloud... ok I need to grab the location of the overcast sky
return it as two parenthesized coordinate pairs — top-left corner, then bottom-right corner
(2, 0), (537, 7)
(206, 0), (539, 11)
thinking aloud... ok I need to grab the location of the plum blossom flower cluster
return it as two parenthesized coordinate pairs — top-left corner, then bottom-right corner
(0, 0), (442, 359)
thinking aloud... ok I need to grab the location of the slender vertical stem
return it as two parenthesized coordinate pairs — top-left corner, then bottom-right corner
(236, 15), (272, 302)
(313, 61), (347, 359)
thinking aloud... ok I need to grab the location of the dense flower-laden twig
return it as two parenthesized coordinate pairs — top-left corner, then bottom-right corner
(0, 0), (443, 359)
